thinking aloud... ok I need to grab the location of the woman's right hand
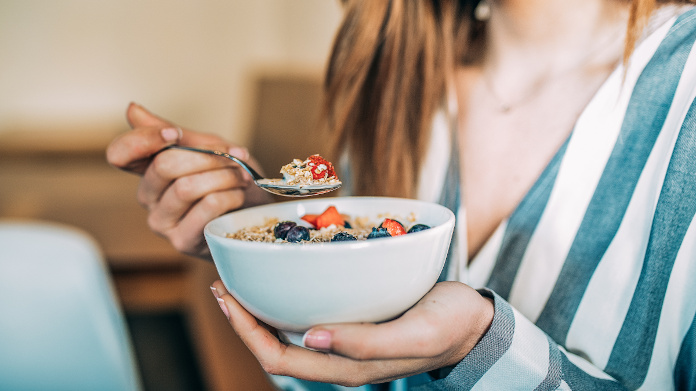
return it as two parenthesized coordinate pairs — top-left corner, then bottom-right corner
(106, 103), (272, 259)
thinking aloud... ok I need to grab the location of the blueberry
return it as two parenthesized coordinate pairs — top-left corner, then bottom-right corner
(274, 221), (297, 240)
(285, 225), (310, 243)
(343, 220), (352, 229)
(407, 224), (431, 233)
(331, 232), (357, 242)
(366, 227), (391, 239)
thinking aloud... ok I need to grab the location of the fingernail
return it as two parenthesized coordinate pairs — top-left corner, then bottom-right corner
(161, 127), (181, 142)
(210, 285), (220, 298)
(302, 329), (332, 351)
(216, 297), (230, 319)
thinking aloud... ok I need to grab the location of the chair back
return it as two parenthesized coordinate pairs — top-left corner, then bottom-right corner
(0, 220), (141, 391)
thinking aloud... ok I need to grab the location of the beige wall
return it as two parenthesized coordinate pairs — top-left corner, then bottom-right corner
(0, 0), (342, 145)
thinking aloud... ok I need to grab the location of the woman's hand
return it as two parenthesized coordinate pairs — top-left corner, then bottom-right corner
(210, 280), (494, 387)
(106, 103), (272, 259)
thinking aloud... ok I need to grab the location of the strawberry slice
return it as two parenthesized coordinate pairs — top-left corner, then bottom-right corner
(300, 213), (319, 227)
(307, 155), (336, 180)
(381, 218), (406, 236)
(316, 205), (344, 229)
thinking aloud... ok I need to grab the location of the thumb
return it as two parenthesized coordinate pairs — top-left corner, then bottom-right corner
(126, 102), (173, 129)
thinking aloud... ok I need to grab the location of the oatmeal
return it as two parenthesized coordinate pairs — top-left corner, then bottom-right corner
(226, 205), (430, 243)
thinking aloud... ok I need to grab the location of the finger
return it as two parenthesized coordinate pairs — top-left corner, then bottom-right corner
(126, 102), (173, 128)
(137, 146), (246, 206)
(305, 282), (487, 361)
(161, 189), (248, 255)
(106, 125), (183, 174)
(146, 168), (248, 237)
(211, 281), (431, 387)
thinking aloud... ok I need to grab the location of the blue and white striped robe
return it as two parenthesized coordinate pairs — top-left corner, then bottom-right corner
(271, 5), (696, 391)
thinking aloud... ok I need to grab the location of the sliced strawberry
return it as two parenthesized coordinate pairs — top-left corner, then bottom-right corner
(300, 213), (319, 227)
(316, 205), (344, 229)
(307, 155), (336, 180)
(381, 218), (406, 236)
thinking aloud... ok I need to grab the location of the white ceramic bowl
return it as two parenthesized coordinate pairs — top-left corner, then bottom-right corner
(204, 196), (455, 345)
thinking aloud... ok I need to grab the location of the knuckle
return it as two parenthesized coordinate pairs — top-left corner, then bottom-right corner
(150, 155), (176, 178)
(168, 233), (191, 254)
(258, 359), (284, 377)
(146, 213), (166, 236)
(135, 190), (149, 209)
(200, 192), (225, 212)
(171, 176), (198, 202)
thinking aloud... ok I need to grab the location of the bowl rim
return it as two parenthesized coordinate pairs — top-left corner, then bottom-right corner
(204, 196), (455, 250)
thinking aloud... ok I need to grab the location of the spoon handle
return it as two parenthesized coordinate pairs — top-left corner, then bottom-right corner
(160, 145), (265, 181)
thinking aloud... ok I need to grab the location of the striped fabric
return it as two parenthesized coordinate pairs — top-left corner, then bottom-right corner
(413, 6), (696, 391)
(267, 6), (696, 391)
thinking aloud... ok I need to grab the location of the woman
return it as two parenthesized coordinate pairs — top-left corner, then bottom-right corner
(107, 0), (696, 389)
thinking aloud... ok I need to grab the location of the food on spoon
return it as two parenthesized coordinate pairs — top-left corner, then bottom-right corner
(279, 155), (341, 186)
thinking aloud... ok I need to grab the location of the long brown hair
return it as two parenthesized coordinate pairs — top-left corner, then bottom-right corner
(321, 0), (693, 198)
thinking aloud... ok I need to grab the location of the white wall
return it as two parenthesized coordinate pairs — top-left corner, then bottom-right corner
(0, 0), (342, 145)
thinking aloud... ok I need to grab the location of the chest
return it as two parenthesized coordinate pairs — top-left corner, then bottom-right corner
(455, 67), (612, 259)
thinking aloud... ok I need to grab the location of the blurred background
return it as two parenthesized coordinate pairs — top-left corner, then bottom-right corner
(0, 1), (342, 390)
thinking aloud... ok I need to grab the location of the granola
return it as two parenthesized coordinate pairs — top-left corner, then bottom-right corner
(225, 206), (423, 244)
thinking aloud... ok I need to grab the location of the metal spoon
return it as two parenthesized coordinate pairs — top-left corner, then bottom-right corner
(159, 145), (341, 197)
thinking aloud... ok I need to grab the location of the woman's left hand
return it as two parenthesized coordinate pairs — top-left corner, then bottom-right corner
(210, 280), (494, 387)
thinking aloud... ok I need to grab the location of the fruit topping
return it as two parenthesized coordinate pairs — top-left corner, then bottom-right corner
(300, 214), (319, 227)
(331, 232), (358, 241)
(380, 218), (407, 236)
(273, 221), (297, 240)
(366, 227), (391, 239)
(285, 226), (311, 243)
(315, 205), (345, 229)
(407, 224), (430, 233)
(306, 155), (337, 180)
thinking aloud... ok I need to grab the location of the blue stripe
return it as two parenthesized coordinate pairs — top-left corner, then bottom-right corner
(560, 355), (626, 391)
(412, 291), (514, 391)
(605, 80), (696, 388)
(674, 311), (696, 391)
(535, 9), (696, 351)
(533, 336), (562, 391)
(486, 138), (569, 298)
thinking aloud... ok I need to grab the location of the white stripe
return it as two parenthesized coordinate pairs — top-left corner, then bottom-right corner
(447, 206), (468, 282)
(417, 110), (450, 204)
(472, 308), (550, 391)
(465, 220), (506, 289)
(506, 14), (674, 322)
(506, 66), (625, 321)
(566, 25), (696, 370)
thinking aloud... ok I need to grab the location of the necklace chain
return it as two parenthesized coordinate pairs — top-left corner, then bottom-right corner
(482, 25), (625, 113)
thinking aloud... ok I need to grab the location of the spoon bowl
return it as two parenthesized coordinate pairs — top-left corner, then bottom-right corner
(159, 145), (341, 197)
